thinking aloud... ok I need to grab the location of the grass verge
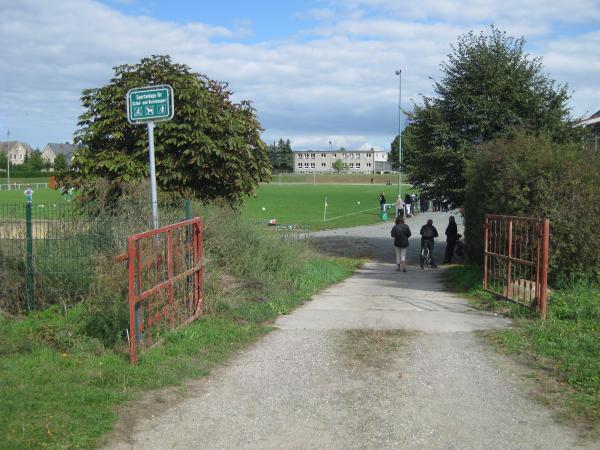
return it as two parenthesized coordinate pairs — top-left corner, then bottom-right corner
(445, 265), (600, 435)
(0, 203), (362, 449)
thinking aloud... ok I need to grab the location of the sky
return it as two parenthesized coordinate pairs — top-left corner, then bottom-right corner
(1, 0), (599, 151)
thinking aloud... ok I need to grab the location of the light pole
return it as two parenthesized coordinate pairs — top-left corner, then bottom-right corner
(6, 130), (10, 190)
(395, 70), (402, 198)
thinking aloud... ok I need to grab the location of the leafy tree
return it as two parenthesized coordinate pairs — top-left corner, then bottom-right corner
(267, 138), (293, 172)
(401, 27), (571, 206)
(332, 159), (345, 174)
(61, 55), (271, 203)
(464, 131), (600, 282)
(26, 150), (44, 171)
(54, 153), (68, 171)
(0, 152), (6, 170)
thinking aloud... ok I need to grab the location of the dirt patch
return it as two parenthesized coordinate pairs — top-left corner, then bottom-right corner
(311, 237), (375, 258)
(336, 329), (419, 372)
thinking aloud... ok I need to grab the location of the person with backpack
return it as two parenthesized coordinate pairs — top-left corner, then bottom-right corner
(420, 219), (439, 268)
(391, 216), (411, 272)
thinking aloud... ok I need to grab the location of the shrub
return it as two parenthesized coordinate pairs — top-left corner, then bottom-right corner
(464, 131), (600, 283)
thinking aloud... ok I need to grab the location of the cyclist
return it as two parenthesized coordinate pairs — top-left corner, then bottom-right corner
(420, 219), (439, 268)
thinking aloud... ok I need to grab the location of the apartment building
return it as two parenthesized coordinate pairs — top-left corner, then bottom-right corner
(293, 150), (390, 174)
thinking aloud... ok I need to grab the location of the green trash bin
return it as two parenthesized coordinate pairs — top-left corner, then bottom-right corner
(380, 210), (388, 221)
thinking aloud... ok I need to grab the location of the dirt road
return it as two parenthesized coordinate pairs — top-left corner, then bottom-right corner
(104, 212), (595, 449)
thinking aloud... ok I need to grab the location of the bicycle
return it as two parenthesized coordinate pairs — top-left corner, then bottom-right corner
(421, 240), (434, 268)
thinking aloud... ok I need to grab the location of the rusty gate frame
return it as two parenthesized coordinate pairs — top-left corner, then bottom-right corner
(127, 218), (203, 363)
(483, 214), (549, 318)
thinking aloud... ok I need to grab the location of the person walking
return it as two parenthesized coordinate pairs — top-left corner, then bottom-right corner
(391, 216), (411, 272)
(444, 215), (458, 264)
(379, 192), (386, 212)
(395, 195), (405, 218)
(404, 193), (412, 217)
(420, 219), (439, 268)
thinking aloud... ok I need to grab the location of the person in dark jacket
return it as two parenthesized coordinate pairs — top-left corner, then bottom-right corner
(391, 216), (411, 272)
(444, 215), (458, 263)
(420, 219), (439, 268)
(379, 192), (386, 212)
(404, 193), (412, 217)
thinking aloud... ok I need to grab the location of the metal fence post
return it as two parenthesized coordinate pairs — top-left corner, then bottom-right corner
(25, 200), (34, 310)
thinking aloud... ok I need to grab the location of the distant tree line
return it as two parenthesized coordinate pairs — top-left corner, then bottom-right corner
(266, 138), (293, 173)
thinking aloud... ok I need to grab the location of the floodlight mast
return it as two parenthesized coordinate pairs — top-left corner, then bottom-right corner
(395, 70), (402, 199)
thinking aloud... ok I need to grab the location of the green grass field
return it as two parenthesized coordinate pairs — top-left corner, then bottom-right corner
(0, 188), (64, 204)
(0, 181), (414, 229)
(242, 183), (413, 230)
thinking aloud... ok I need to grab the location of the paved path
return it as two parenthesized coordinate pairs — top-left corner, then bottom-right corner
(105, 212), (595, 449)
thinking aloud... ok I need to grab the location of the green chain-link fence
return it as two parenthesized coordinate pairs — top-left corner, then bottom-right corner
(0, 200), (192, 312)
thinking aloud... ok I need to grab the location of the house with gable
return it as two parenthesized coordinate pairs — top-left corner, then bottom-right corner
(578, 110), (600, 151)
(41, 143), (79, 166)
(0, 141), (33, 165)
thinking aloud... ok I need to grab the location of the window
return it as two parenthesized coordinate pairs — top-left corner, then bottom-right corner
(298, 154), (303, 159)
(356, 163), (361, 169)
(305, 153), (309, 158)
(310, 163), (315, 168)
(333, 153), (337, 157)
(349, 163), (354, 168)
(367, 163), (371, 167)
(321, 163), (326, 167)
(304, 163), (309, 168)
(311, 153), (315, 159)
(21, 154), (24, 160)
(355, 153), (360, 159)
(297, 163), (302, 168)
(320, 153), (326, 158)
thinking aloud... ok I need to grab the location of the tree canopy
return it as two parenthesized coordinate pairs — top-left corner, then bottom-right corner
(267, 138), (293, 172)
(399, 27), (572, 206)
(61, 55), (271, 203)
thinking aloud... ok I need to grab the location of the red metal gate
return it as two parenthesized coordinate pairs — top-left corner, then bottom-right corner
(127, 218), (203, 363)
(483, 215), (549, 318)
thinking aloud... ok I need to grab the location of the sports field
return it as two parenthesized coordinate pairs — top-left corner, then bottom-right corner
(0, 181), (413, 230)
(243, 183), (413, 230)
(0, 188), (64, 204)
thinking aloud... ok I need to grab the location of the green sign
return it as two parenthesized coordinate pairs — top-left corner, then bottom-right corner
(126, 85), (174, 123)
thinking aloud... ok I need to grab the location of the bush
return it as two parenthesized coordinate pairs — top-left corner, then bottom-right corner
(464, 131), (600, 283)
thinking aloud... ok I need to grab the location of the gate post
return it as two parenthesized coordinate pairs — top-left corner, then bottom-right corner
(539, 218), (550, 319)
(483, 216), (489, 290)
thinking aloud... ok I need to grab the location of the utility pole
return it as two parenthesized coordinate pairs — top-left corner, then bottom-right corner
(6, 130), (10, 190)
(395, 70), (402, 199)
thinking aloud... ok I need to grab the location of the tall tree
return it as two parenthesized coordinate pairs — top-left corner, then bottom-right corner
(401, 27), (571, 205)
(60, 55), (271, 203)
(54, 153), (68, 172)
(267, 138), (293, 172)
(26, 150), (44, 171)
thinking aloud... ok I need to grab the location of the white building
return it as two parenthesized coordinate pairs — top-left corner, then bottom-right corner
(41, 143), (78, 165)
(293, 149), (391, 174)
(0, 141), (33, 165)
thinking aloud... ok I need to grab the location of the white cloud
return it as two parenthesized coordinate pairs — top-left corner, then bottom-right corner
(0, 0), (598, 151)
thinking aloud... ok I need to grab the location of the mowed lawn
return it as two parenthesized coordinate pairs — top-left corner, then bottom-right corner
(0, 188), (64, 204)
(243, 183), (412, 230)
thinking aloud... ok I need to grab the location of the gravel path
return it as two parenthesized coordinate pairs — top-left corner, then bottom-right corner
(104, 212), (596, 449)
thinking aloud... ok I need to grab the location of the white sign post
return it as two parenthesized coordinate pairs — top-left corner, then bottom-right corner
(126, 85), (174, 229)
